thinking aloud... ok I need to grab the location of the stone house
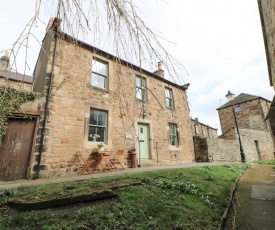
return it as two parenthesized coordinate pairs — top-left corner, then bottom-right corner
(258, 0), (275, 141)
(190, 118), (218, 139)
(217, 93), (274, 161)
(0, 53), (33, 91)
(23, 18), (195, 179)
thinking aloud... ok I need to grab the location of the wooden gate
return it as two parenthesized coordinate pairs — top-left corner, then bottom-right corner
(0, 118), (36, 181)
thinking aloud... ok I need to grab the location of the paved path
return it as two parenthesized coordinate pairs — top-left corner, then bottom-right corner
(224, 164), (275, 230)
(0, 161), (239, 190)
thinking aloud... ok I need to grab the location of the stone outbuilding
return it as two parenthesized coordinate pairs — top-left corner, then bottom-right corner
(0, 53), (44, 181)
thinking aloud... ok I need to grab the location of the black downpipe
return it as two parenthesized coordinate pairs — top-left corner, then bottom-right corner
(35, 30), (58, 178)
(193, 136), (197, 162)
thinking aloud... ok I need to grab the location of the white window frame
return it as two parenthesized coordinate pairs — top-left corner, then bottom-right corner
(135, 75), (147, 101)
(88, 108), (108, 143)
(91, 58), (108, 89)
(169, 123), (179, 147)
(165, 87), (174, 108)
(195, 125), (200, 135)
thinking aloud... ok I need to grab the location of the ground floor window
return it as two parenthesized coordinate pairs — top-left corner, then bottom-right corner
(89, 108), (107, 143)
(169, 123), (179, 147)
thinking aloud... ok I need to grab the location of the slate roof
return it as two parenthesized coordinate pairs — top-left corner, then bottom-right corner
(0, 69), (33, 84)
(217, 93), (271, 110)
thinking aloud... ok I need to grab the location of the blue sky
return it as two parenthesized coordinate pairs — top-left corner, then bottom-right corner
(0, 0), (274, 134)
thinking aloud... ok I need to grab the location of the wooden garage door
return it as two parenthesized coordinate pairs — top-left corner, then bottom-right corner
(0, 118), (36, 181)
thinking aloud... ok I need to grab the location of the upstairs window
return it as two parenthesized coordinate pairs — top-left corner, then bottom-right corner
(136, 75), (147, 101)
(169, 123), (179, 147)
(89, 108), (107, 143)
(91, 58), (108, 89)
(195, 125), (200, 135)
(165, 87), (174, 108)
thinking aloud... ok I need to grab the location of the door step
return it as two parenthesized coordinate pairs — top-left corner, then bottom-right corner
(138, 159), (158, 167)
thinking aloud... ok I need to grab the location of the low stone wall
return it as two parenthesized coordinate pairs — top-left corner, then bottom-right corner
(207, 138), (239, 162)
(194, 137), (239, 162)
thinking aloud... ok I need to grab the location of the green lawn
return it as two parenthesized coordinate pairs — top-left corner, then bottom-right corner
(254, 159), (275, 165)
(0, 164), (249, 230)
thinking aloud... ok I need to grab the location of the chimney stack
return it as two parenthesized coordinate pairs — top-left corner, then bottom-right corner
(46, 17), (62, 33)
(154, 61), (164, 78)
(0, 52), (9, 70)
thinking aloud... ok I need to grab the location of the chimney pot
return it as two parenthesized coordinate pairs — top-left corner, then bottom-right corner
(158, 62), (162, 70)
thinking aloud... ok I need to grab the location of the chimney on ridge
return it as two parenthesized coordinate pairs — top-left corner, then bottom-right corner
(154, 61), (164, 78)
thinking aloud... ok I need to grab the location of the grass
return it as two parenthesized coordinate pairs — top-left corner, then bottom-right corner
(0, 164), (249, 230)
(254, 159), (275, 165)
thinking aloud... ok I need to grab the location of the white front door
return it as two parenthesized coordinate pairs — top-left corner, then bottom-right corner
(138, 123), (150, 159)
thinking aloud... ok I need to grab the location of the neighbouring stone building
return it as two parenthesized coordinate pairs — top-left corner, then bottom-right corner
(258, 0), (275, 142)
(0, 52), (33, 91)
(193, 93), (274, 162)
(217, 93), (274, 161)
(190, 118), (218, 138)
(218, 93), (270, 134)
(0, 18), (194, 179)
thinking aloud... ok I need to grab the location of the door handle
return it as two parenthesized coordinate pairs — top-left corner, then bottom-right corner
(139, 140), (144, 142)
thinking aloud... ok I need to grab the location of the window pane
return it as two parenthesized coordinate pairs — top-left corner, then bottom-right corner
(166, 98), (171, 108)
(90, 110), (97, 125)
(141, 89), (146, 100)
(136, 77), (141, 86)
(170, 136), (176, 146)
(165, 89), (170, 98)
(136, 88), (142, 99)
(169, 124), (175, 134)
(142, 78), (146, 88)
(97, 111), (106, 126)
(88, 126), (97, 141)
(97, 127), (105, 142)
(92, 59), (107, 76)
(92, 73), (105, 88)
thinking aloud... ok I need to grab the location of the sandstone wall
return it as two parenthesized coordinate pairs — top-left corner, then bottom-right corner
(0, 78), (32, 91)
(240, 128), (274, 161)
(218, 99), (270, 134)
